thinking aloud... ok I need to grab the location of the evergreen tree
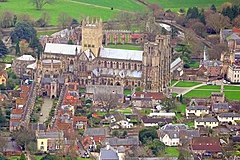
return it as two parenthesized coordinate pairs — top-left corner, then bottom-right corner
(0, 40), (8, 57)
(15, 41), (21, 55)
(210, 4), (217, 12)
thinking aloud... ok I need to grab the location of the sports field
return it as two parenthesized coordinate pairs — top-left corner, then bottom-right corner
(147, 0), (228, 11)
(0, 0), (145, 25)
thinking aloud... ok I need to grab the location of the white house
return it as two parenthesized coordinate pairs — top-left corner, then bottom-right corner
(217, 112), (240, 125)
(159, 131), (180, 146)
(194, 117), (219, 129)
(186, 105), (209, 118)
(107, 113), (133, 129)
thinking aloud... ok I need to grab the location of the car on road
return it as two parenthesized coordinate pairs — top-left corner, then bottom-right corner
(40, 113), (43, 116)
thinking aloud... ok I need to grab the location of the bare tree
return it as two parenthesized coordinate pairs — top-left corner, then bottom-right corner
(191, 21), (207, 37)
(114, 12), (134, 30)
(96, 93), (119, 113)
(18, 14), (34, 25)
(0, 11), (14, 28)
(12, 127), (35, 150)
(209, 43), (228, 60)
(233, 15), (240, 27)
(30, 0), (55, 10)
(0, 136), (7, 152)
(58, 12), (72, 29)
(206, 13), (231, 33)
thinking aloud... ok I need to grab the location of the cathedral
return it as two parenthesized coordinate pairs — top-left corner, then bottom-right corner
(38, 18), (171, 98)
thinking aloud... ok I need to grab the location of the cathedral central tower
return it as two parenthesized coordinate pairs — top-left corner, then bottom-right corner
(81, 17), (103, 57)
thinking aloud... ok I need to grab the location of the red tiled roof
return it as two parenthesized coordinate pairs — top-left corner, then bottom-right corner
(20, 85), (30, 93)
(11, 108), (23, 114)
(191, 137), (222, 152)
(0, 70), (8, 79)
(131, 34), (144, 39)
(233, 27), (240, 33)
(73, 116), (88, 122)
(132, 92), (165, 100)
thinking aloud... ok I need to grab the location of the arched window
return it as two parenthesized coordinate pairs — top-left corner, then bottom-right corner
(128, 63), (131, 70)
(116, 62), (119, 69)
(110, 61), (113, 68)
(104, 61), (107, 68)
(122, 62), (125, 69)
(134, 64), (137, 70)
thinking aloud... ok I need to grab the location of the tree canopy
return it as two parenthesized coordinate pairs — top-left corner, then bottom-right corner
(139, 128), (158, 144)
(10, 22), (37, 44)
(30, 0), (55, 10)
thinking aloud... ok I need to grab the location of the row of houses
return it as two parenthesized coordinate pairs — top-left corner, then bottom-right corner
(9, 81), (33, 131)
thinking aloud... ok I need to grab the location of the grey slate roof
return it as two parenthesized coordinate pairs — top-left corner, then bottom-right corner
(100, 148), (119, 160)
(160, 123), (188, 131)
(84, 127), (108, 136)
(212, 103), (229, 110)
(195, 117), (218, 122)
(37, 131), (64, 139)
(103, 136), (139, 146)
(218, 112), (240, 118)
(187, 105), (208, 110)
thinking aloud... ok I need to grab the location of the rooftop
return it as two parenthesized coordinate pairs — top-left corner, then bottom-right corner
(16, 55), (35, 61)
(44, 43), (81, 56)
(99, 47), (143, 61)
(195, 117), (218, 122)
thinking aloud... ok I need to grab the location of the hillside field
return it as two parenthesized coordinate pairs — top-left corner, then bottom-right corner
(0, 0), (145, 25)
(147, 0), (228, 11)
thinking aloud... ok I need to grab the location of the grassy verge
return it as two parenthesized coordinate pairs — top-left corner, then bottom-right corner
(174, 81), (201, 87)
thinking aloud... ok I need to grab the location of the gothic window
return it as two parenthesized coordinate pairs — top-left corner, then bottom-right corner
(81, 79), (84, 85)
(70, 59), (74, 65)
(128, 63), (131, 70)
(122, 62), (125, 69)
(116, 62), (119, 69)
(85, 79), (88, 84)
(132, 81), (135, 86)
(134, 64), (137, 70)
(110, 61), (113, 68)
(104, 61), (107, 68)
(138, 81), (141, 86)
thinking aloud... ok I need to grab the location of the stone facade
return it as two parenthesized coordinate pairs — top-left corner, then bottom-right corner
(38, 19), (171, 97)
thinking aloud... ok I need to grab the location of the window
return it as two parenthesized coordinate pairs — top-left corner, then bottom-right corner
(41, 142), (44, 145)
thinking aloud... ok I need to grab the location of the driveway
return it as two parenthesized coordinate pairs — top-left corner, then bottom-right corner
(38, 98), (54, 124)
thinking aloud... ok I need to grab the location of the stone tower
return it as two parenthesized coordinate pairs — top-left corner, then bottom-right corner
(81, 17), (103, 57)
(142, 35), (171, 92)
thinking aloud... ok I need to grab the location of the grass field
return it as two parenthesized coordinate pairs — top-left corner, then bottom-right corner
(0, 0), (145, 25)
(184, 85), (240, 100)
(147, 0), (228, 11)
(174, 81), (201, 87)
(107, 44), (143, 51)
(75, 0), (145, 11)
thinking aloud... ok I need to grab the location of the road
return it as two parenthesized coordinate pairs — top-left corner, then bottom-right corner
(38, 98), (54, 124)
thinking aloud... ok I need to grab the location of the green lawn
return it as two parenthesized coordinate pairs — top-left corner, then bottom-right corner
(118, 108), (133, 114)
(0, 0), (145, 25)
(72, 0), (145, 11)
(107, 44), (143, 51)
(9, 156), (20, 160)
(124, 89), (132, 96)
(188, 61), (200, 69)
(174, 81), (201, 87)
(176, 104), (186, 113)
(147, 0), (228, 11)
(185, 85), (240, 100)
(171, 80), (178, 86)
(37, 30), (60, 38)
(164, 147), (180, 157)
(0, 55), (16, 63)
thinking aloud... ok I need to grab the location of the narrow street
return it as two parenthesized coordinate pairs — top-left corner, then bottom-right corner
(38, 98), (54, 124)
